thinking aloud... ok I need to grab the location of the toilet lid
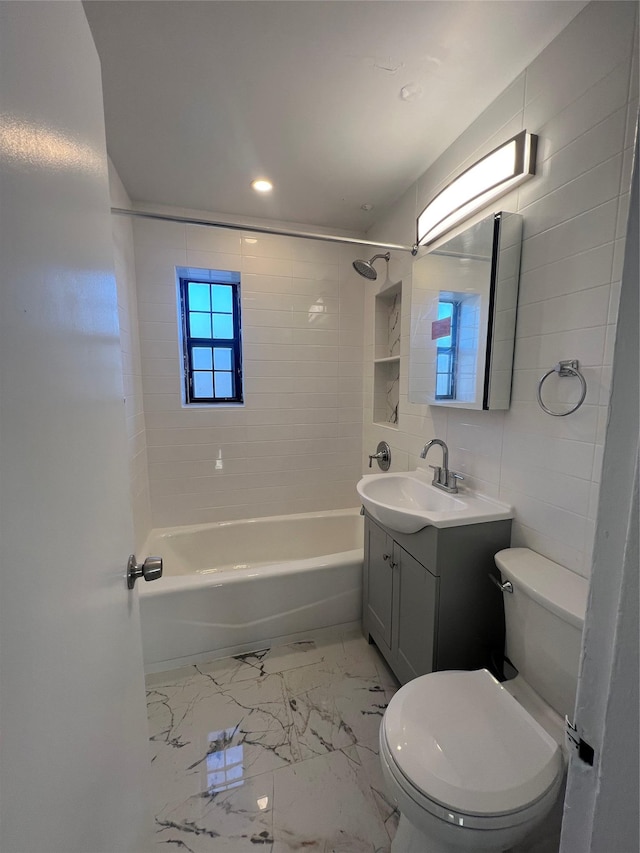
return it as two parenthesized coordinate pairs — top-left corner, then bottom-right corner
(383, 669), (562, 816)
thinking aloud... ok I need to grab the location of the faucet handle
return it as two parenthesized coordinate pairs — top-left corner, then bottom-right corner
(446, 470), (464, 490)
(428, 464), (443, 484)
(368, 441), (391, 471)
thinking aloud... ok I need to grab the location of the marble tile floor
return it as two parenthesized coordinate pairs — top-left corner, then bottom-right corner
(146, 626), (401, 852)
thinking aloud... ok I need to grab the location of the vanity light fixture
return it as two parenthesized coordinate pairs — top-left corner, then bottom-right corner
(251, 178), (273, 193)
(417, 130), (537, 247)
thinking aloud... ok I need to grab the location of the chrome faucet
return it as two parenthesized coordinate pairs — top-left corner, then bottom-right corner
(420, 439), (464, 494)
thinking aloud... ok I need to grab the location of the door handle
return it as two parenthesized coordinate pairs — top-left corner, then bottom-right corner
(127, 555), (163, 589)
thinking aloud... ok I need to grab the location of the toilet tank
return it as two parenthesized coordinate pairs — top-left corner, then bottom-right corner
(495, 548), (588, 718)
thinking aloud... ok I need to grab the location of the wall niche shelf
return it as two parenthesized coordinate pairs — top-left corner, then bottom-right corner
(373, 282), (401, 428)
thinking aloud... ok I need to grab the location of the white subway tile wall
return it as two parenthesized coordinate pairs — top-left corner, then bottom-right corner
(109, 162), (152, 552)
(363, 1), (638, 578)
(132, 220), (366, 527)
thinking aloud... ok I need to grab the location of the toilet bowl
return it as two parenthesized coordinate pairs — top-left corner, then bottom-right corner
(380, 669), (564, 853)
(380, 548), (588, 853)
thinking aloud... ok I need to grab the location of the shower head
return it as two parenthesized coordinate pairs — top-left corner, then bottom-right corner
(352, 252), (390, 280)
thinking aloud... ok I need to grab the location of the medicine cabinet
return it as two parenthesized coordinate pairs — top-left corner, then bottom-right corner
(408, 212), (522, 410)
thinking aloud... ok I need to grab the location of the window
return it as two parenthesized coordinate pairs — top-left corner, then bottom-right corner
(435, 300), (459, 400)
(179, 271), (243, 404)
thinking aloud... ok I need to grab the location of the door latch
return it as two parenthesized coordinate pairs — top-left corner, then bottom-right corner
(565, 716), (595, 766)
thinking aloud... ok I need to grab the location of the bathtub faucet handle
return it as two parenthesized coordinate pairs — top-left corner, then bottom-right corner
(127, 554), (163, 589)
(368, 441), (391, 471)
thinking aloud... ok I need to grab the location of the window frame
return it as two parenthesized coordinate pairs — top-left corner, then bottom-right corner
(434, 299), (459, 401)
(179, 275), (244, 405)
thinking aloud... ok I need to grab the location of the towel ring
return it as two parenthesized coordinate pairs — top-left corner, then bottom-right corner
(537, 359), (587, 417)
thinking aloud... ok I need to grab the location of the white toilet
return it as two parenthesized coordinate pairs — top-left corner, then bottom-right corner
(379, 547), (589, 853)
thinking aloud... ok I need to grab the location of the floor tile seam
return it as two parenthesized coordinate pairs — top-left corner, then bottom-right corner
(264, 746), (389, 842)
(155, 746), (373, 823)
(146, 676), (232, 696)
(261, 657), (341, 678)
(146, 699), (193, 750)
(151, 776), (277, 837)
(152, 813), (226, 846)
(192, 663), (264, 691)
(277, 741), (367, 775)
(148, 712), (298, 768)
(146, 686), (389, 750)
(190, 670), (291, 708)
(147, 734), (391, 844)
(332, 749), (397, 846)
(149, 768), (387, 852)
(152, 640), (352, 681)
(281, 690), (387, 742)
(368, 782), (399, 822)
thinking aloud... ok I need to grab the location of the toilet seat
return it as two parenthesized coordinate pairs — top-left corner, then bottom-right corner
(382, 669), (563, 825)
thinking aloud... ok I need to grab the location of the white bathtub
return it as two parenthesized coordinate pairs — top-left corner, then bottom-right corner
(139, 508), (364, 671)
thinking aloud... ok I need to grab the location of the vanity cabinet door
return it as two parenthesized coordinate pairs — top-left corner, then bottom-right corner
(394, 547), (438, 684)
(363, 518), (394, 656)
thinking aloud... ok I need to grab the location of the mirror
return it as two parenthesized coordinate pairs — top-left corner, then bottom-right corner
(409, 211), (522, 410)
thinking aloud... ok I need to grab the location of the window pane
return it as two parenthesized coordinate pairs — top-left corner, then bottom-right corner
(206, 770), (227, 788)
(227, 764), (243, 781)
(212, 313), (234, 339)
(193, 347), (213, 370)
(193, 371), (214, 398)
(190, 312), (212, 338)
(214, 372), (233, 398)
(436, 374), (451, 396)
(437, 352), (452, 373)
(213, 348), (232, 371)
(437, 301), (454, 347)
(225, 745), (243, 765)
(189, 282), (211, 312)
(206, 752), (226, 771)
(438, 301), (454, 320)
(212, 284), (233, 313)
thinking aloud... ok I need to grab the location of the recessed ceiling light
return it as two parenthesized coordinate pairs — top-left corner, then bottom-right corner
(251, 178), (273, 193)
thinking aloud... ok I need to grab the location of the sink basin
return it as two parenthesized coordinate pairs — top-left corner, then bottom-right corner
(356, 469), (512, 533)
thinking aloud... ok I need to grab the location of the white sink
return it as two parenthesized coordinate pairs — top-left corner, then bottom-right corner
(356, 469), (512, 533)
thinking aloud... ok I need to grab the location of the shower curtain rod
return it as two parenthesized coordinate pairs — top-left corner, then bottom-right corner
(110, 207), (418, 255)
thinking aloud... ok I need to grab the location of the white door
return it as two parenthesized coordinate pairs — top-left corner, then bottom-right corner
(0, 4), (152, 851)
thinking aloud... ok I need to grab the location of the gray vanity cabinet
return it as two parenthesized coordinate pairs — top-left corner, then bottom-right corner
(363, 512), (511, 685)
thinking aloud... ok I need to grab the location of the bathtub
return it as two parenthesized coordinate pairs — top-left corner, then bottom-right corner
(139, 508), (364, 671)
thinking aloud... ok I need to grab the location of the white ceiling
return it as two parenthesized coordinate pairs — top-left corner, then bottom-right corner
(85, 1), (587, 233)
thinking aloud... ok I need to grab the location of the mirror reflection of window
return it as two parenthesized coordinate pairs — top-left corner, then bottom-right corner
(206, 728), (244, 793)
(435, 300), (458, 399)
(455, 293), (482, 404)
